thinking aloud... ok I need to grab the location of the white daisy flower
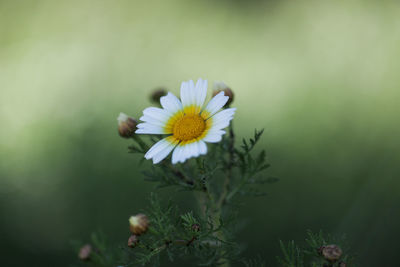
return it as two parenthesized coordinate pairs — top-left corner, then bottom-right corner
(136, 78), (236, 164)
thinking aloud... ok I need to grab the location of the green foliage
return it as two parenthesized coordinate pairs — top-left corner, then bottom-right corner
(74, 117), (355, 266)
(277, 230), (355, 267)
(278, 240), (304, 267)
(241, 255), (266, 267)
(74, 124), (277, 266)
(129, 128), (275, 205)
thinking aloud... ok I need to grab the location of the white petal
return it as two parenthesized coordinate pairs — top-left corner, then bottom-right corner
(207, 129), (226, 136)
(171, 142), (203, 164)
(145, 138), (169, 159)
(143, 107), (170, 122)
(188, 80), (196, 104)
(202, 92), (229, 118)
(135, 123), (164, 134)
(172, 145), (184, 164)
(195, 79), (207, 108)
(208, 108), (236, 130)
(145, 137), (176, 163)
(203, 133), (223, 143)
(189, 142), (199, 158)
(181, 79), (205, 109)
(193, 142), (200, 157)
(212, 120), (233, 131)
(152, 143), (176, 164)
(198, 140), (207, 155)
(180, 81), (192, 108)
(171, 140), (208, 164)
(160, 92), (183, 114)
(139, 115), (166, 127)
(202, 108), (235, 142)
(182, 144), (193, 162)
(138, 106), (179, 134)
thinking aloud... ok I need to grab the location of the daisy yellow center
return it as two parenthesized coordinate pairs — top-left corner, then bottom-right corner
(173, 114), (205, 141)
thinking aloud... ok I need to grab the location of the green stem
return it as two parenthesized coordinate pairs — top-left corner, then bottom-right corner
(132, 135), (148, 151)
(165, 162), (194, 186)
(217, 122), (235, 209)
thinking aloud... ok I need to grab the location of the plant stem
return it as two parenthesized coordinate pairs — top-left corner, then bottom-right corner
(217, 122), (235, 209)
(196, 123), (235, 267)
(132, 135), (148, 150)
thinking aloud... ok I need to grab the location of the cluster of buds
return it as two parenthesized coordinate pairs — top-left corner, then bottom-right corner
(117, 112), (137, 138)
(318, 244), (343, 262)
(213, 81), (234, 107)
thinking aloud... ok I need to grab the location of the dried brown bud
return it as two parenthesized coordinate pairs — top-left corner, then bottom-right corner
(213, 81), (234, 106)
(78, 244), (92, 261)
(339, 261), (347, 267)
(129, 214), (149, 235)
(117, 113), (137, 138)
(191, 223), (200, 232)
(150, 88), (167, 103)
(127, 234), (139, 248)
(321, 244), (343, 262)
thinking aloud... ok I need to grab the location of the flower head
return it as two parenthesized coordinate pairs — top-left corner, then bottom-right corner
(136, 79), (236, 164)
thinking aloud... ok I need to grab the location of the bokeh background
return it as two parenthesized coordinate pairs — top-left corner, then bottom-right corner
(1, 0), (399, 266)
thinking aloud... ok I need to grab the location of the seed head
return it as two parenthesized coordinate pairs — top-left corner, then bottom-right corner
(78, 244), (92, 261)
(117, 113), (137, 138)
(321, 244), (343, 262)
(213, 81), (234, 106)
(150, 88), (167, 103)
(127, 234), (139, 248)
(129, 214), (149, 235)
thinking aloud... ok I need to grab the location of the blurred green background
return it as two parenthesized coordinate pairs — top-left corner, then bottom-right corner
(1, 0), (399, 266)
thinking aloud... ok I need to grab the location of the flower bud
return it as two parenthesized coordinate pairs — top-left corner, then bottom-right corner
(129, 214), (149, 235)
(321, 244), (343, 262)
(117, 112), (137, 138)
(127, 234), (139, 248)
(78, 244), (92, 261)
(191, 223), (200, 232)
(150, 88), (167, 103)
(213, 81), (234, 106)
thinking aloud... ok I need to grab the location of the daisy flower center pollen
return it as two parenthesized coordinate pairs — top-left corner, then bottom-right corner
(173, 114), (205, 141)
